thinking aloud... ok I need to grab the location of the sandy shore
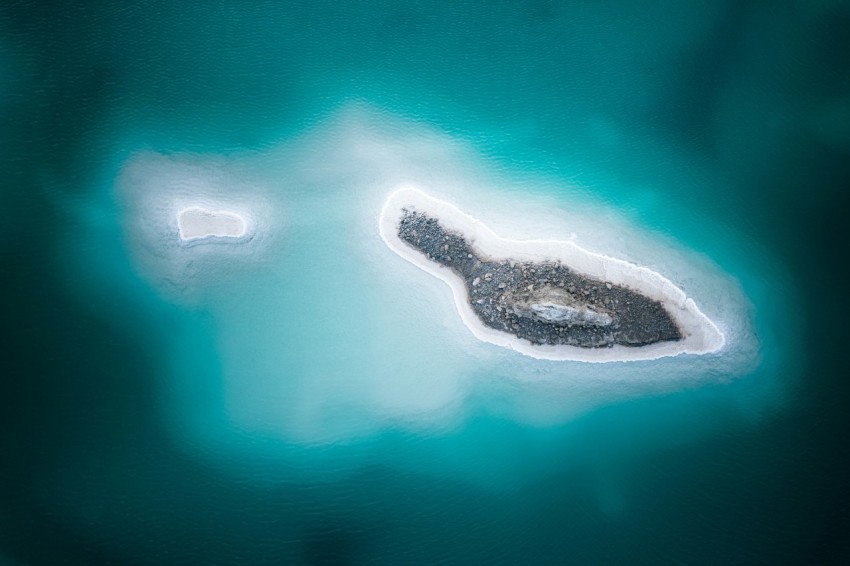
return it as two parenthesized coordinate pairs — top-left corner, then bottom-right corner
(379, 187), (726, 362)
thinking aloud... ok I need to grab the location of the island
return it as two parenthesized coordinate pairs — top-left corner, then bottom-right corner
(379, 187), (725, 362)
(177, 207), (249, 243)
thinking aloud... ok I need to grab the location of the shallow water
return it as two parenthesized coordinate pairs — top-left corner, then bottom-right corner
(3, 2), (849, 564)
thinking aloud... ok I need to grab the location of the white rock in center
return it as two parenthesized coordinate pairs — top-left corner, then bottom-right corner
(527, 302), (612, 326)
(177, 207), (248, 242)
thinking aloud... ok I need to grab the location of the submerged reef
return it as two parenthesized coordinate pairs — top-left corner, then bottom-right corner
(398, 210), (682, 348)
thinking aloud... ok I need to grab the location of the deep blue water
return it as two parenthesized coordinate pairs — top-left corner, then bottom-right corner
(2, 2), (849, 564)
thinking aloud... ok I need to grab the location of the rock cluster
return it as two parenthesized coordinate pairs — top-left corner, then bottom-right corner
(398, 209), (682, 348)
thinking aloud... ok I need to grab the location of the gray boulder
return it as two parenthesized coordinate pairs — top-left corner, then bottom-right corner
(511, 288), (612, 327)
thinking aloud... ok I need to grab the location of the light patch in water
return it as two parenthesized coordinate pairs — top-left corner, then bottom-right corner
(115, 151), (279, 302)
(108, 106), (773, 472)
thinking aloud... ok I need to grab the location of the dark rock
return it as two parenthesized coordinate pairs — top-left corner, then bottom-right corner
(397, 209), (682, 349)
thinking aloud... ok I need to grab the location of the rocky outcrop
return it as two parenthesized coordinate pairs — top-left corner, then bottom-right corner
(511, 288), (613, 326)
(397, 209), (682, 349)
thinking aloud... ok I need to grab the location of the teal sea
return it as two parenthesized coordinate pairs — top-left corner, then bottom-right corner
(2, 2), (848, 564)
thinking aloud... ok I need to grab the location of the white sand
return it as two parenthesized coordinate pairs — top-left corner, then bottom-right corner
(177, 207), (249, 242)
(379, 187), (726, 362)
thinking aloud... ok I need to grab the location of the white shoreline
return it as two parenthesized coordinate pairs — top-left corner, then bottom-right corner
(378, 187), (726, 363)
(177, 206), (251, 243)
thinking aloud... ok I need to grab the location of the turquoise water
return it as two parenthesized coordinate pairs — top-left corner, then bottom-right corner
(3, 2), (848, 563)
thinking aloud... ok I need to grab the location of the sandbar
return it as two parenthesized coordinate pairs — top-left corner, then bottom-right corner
(177, 207), (249, 243)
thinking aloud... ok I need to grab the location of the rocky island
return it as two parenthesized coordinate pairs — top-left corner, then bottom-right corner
(379, 187), (726, 362)
(398, 210), (681, 349)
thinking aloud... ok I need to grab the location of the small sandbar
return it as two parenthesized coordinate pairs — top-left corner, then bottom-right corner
(379, 187), (726, 363)
(177, 207), (249, 243)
